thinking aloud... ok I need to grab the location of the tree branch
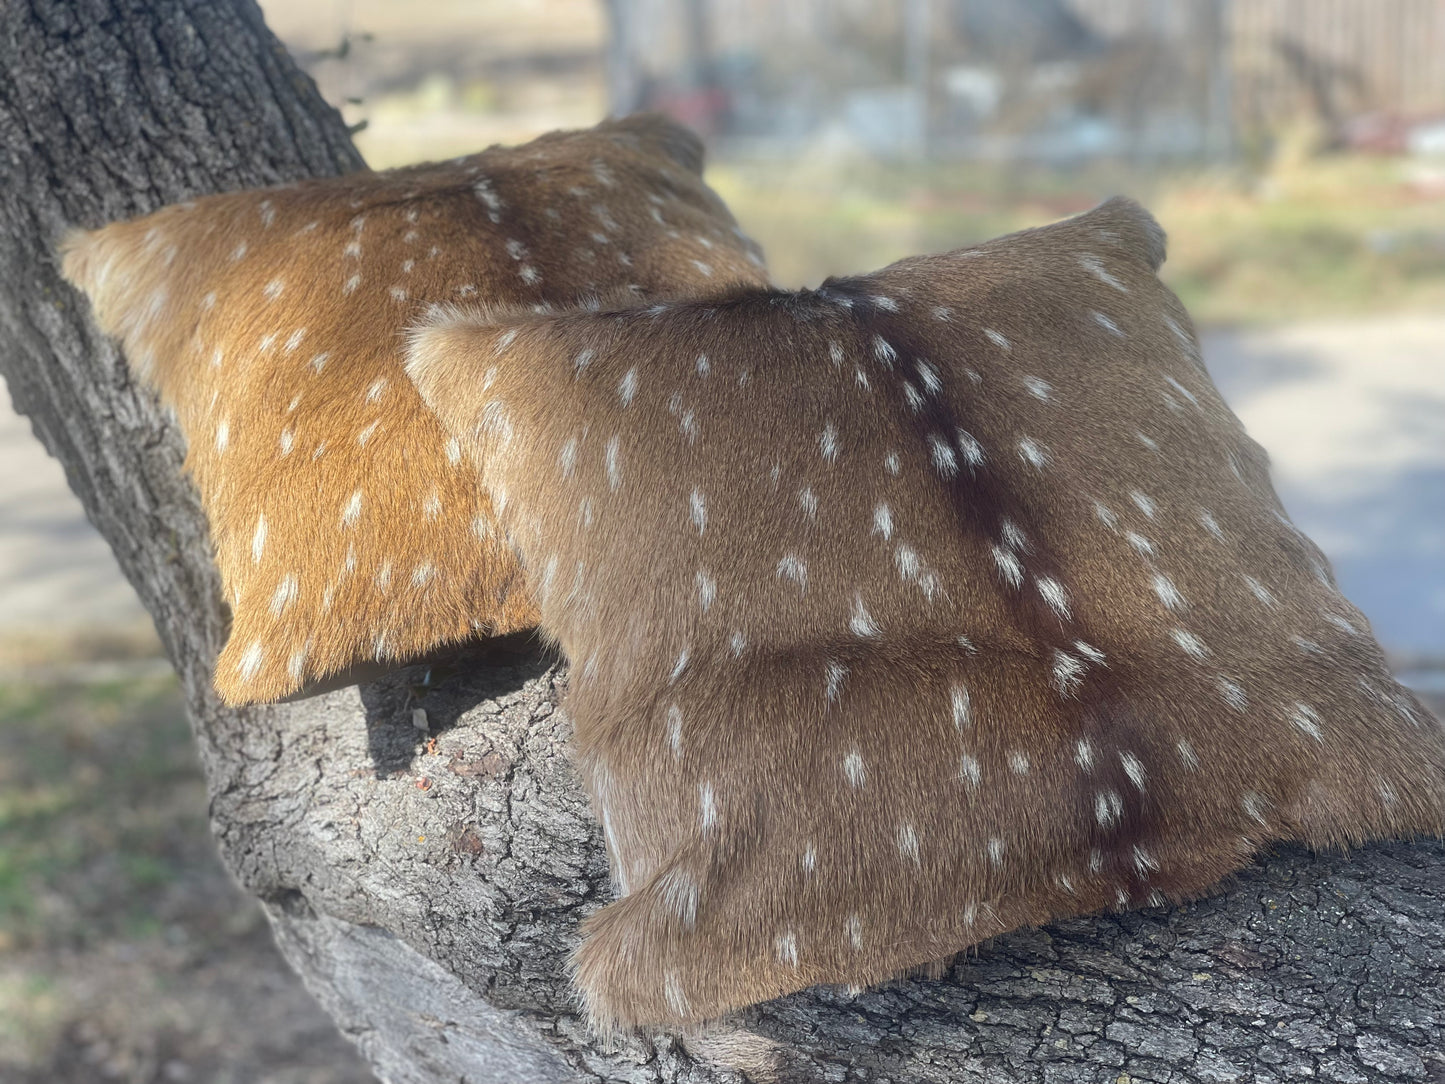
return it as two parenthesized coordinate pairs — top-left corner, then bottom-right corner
(2, 2), (1443, 1081)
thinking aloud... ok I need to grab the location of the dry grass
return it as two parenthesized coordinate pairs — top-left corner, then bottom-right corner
(708, 153), (1445, 324)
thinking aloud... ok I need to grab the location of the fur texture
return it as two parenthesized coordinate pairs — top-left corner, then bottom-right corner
(405, 197), (1445, 1031)
(59, 114), (769, 704)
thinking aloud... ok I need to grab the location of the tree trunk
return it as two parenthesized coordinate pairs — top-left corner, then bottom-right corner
(3, 2), (1444, 1081)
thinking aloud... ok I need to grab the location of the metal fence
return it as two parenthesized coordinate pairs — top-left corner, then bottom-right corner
(604, 0), (1445, 161)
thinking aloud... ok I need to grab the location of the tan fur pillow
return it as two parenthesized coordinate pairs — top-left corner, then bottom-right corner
(405, 197), (1445, 1030)
(60, 114), (768, 705)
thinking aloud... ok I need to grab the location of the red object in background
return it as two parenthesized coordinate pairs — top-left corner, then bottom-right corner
(643, 84), (731, 139)
(1342, 111), (1445, 155)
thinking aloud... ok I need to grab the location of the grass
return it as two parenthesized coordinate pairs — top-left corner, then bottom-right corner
(707, 151), (1445, 325)
(0, 675), (200, 951)
(0, 673), (370, 1079)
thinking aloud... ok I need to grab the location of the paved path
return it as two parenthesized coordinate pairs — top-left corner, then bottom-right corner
(0, 388), (151, 639)
(1, 315), (1441, 669)
(1203, 317), (1445, 676)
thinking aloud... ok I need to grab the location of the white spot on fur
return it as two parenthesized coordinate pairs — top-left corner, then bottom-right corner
(929, 435), (958, 476)
(1242, 578), (1277, 612)
(237, 642), (263, 682)
(950, 684), (971, 730)
(1218, 678), (1248, 712)
(1171, 629), (1210, 659)
(1022, 376), (1053, 401)
(341, 491), (363, 528)
(698, 782), (718, 832)
(251, 516), (267, 563)
(1151, 573), (1185, 611)
(1079, 253), (1128, 291)
(1018, 438), (1049, 470)
(1290, 702), (1324, 743)
(849, 594), (880, 637)
(657, 867), (697, 927)
(872, 336), (897, 367)
(777, 554), (807, 593)
(1120, 752), (1147, 790)
(897, 823), (920, 863)
(1177, 740), (1201, 770)
(991, 546), (1023, 589)
(269, 574), (297, 616)
(689, 489), (706, 533)
(949, 750), (980, 792)
(1036, 577), (1071, 619)
(1092, 311), (1124, 337)
(663, 972), (690, 1018)
(1096, 790), (1124, 828)
(1199, 510), (1226, 542)
(1053, 651), (1085, 696)
(696, 570), (716, 613)
(605, 436), (622, 490)
(1165, 375), (1200, 408)
(1242, 792), (1269, 825)
(872, 502), (894, 540)
(956, 430), (985, 467)
(819, 424), (839, 462)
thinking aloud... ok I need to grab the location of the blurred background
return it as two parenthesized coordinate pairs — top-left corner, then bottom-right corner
(2, 1), (1441, 1079)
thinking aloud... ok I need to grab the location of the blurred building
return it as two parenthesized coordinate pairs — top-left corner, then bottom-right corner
(602, 0), (1445, 161)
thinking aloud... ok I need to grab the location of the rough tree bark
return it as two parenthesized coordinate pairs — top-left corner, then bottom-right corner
(2, 2), (1444, 1082)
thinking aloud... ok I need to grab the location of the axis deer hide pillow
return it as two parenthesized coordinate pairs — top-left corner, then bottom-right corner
(405, 197), (1445, 1030)
(60, 114), (768, 704)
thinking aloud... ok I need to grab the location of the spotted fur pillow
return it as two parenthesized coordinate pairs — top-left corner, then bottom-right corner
(59, 114), (768, 704)
(405, 197), (1445, 1030)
